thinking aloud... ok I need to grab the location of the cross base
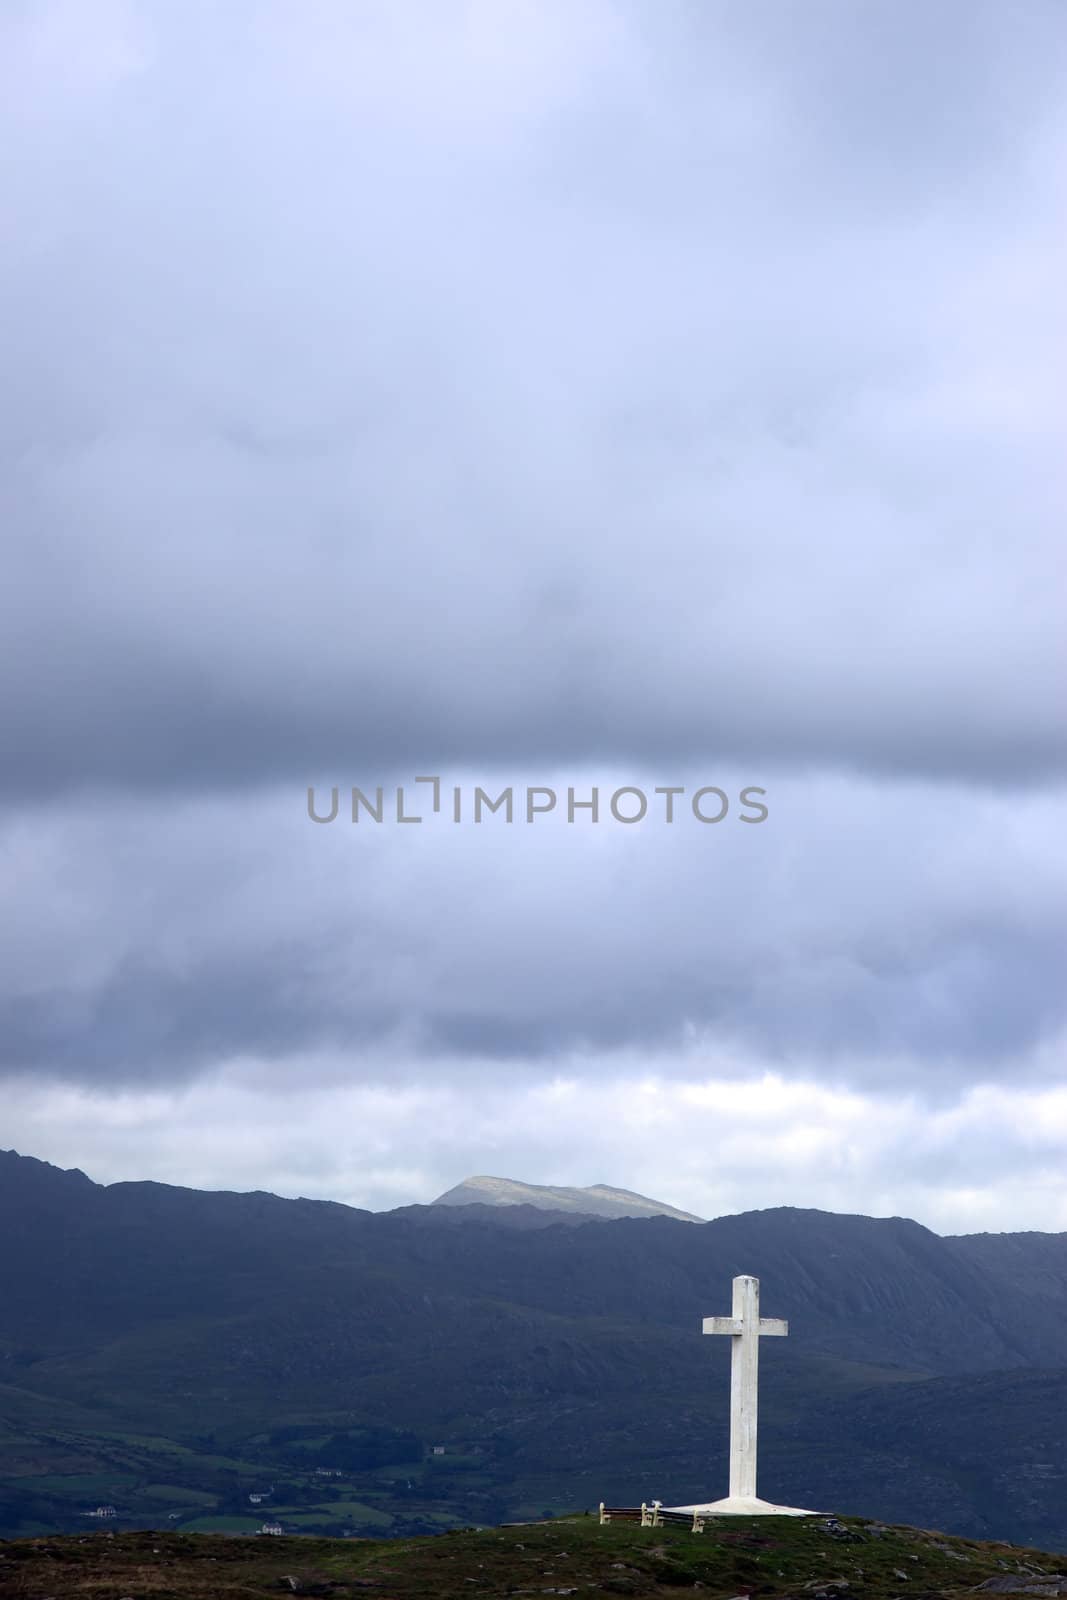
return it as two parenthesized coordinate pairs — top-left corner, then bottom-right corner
(664, 1495), (820, 1517)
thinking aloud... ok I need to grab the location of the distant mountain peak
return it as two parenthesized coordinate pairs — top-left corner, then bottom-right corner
(430, 1174), (704, 1222)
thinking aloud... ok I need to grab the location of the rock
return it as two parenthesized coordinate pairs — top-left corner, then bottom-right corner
(974, 1581), (1067, 1596)
(931, 1541), (969, 1560)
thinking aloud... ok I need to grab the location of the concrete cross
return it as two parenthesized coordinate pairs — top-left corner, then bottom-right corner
(704, 1274), (787, 1502)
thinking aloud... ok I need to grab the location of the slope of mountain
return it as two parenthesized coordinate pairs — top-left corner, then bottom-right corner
(1, 1149), (1065, 1549)
(431, 1174), (704, 1221)
(947, 1229), (1067, 1311)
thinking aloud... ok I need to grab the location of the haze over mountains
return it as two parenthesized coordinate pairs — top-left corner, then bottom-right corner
(2, 1149), (1066, 1548)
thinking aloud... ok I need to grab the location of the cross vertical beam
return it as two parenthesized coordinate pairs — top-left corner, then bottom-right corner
(703, 1274), (787, 1502)
(729, 1274), (759, 1499)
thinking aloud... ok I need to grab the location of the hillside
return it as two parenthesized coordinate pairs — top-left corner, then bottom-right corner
(1, 1151), (1066, 1548)
(431, 1175), (704, 1221)
(2, 1512), (1066, 1599)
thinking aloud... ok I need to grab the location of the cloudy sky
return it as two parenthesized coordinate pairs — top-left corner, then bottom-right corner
(3, 0), (1065, 1233)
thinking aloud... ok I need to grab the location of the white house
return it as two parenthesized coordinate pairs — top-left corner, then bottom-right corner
(260, 1521), (284, 1536)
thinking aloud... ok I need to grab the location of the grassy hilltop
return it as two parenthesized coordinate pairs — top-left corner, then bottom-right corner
(2, 1512), (1066, 1600)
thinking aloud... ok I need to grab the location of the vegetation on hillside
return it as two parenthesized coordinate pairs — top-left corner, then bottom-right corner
(2, 1512), (1066, 1599)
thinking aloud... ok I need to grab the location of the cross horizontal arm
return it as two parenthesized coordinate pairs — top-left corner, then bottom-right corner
(701, 1316), (788, 1336)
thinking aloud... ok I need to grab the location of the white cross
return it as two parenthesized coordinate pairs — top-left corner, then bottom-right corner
(704, 1274), (787, 1502)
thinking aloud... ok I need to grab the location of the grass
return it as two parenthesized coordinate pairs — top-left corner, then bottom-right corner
(178, 1515), (264, 1534)
(254, 1503), (396, 1531)
(138, 1484), (219, 1505)
(0, 1511), (1065, 1599)
(8, 1472), (136, 1494)
(317, 1502), (394, 1526)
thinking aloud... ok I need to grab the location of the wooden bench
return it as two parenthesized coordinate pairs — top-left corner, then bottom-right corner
(658, 1509), (710, 1531)
(599, 1502), (709, 1533)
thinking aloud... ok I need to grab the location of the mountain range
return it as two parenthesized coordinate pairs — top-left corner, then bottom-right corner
(1, 1149), (1065, 1549)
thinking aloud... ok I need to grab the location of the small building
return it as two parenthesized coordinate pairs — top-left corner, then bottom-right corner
(260, 1521), (284, 1536)
(432, 1445), (446, 1456)
(249, 1493), (265, 1504)
(90, 1505), (117, 1519)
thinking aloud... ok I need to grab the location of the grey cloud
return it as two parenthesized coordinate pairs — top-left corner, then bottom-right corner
(1, 2), (1065, 796)
(1, 777), (1063, 1090)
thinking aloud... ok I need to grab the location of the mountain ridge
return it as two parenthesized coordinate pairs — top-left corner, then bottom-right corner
(5, 1150), (1059, 1243)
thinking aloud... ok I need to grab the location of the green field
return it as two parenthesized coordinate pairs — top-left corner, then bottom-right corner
(139, 1483), (219, 1505)
(9, 1472), (136, 1494)
(0, 1409), (498, 1540)
(180, 1515), (263, 1534)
